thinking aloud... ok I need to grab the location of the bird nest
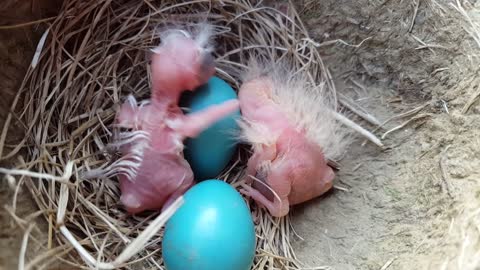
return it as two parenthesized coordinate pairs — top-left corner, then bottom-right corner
(0, 0), (383, 269)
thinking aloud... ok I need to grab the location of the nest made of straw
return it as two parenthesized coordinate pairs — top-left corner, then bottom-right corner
(0, 0), (382, 269)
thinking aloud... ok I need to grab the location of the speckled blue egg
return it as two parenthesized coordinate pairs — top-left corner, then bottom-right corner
(181, 76), (240, 181)
(162, 180), (256, 270)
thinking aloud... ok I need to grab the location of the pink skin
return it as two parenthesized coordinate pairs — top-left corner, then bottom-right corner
(238, 77), (334, 217)
(115, 31), (239, 214)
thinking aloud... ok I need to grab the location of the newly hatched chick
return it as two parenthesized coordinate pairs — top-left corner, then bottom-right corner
(238, 60), (351, 217)
(90, 24), (239, 214)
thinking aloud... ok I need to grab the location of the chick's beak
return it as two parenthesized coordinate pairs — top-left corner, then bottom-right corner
(196, 51), (215, 84)
(252, 168), (275, 202)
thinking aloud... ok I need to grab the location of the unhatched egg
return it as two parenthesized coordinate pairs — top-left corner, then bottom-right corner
(181, 76), (240, 181)
(162, 180), (256, 270)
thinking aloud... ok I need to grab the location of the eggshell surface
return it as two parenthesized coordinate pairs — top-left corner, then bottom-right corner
(162, 180), (256, 270)
(181, 76), (240, 181)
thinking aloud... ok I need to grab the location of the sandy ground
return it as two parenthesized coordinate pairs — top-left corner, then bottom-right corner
(1, 0), (479, 269)
(290, 0), (480, 269)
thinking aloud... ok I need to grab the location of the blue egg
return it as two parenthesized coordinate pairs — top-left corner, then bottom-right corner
(162, 180), (256, 270)
(181, 76), (240, 181)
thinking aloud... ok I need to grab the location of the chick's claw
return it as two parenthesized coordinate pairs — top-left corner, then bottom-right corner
(240, 183), (288, 218)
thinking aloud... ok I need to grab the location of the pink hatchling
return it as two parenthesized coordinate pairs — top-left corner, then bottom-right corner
(89, 25), (239, 214)
(238, 61), (350, 217)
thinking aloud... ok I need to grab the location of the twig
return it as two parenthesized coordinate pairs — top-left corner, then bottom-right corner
(380, 257), (397, 270)
(441, 100), (449, 114)
(305, 36), (372, 48)
(31, 28), (50, 69)
(411, 34), (448, 51)
(415, 44), (449, 50)
(334, 112), (384, 148)
(374, 102), (430, 132)
(461, 87), (480, 114)
(409, 0), (420, 33)
(338, 93), (381, 126)
(381, 113), (431, 140)
(18, 224), (35, 270)
(432, 67), (449, 75)
(0, 161), (75, 186)
(333, 185), (350, 192)
(0, 16), (56, 30)
(439, 146), (453, 198)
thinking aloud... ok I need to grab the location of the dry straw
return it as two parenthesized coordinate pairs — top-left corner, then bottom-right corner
(0, 0), (381, 269)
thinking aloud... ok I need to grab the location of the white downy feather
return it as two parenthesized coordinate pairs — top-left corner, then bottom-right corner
(239, 58), (353, 161)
